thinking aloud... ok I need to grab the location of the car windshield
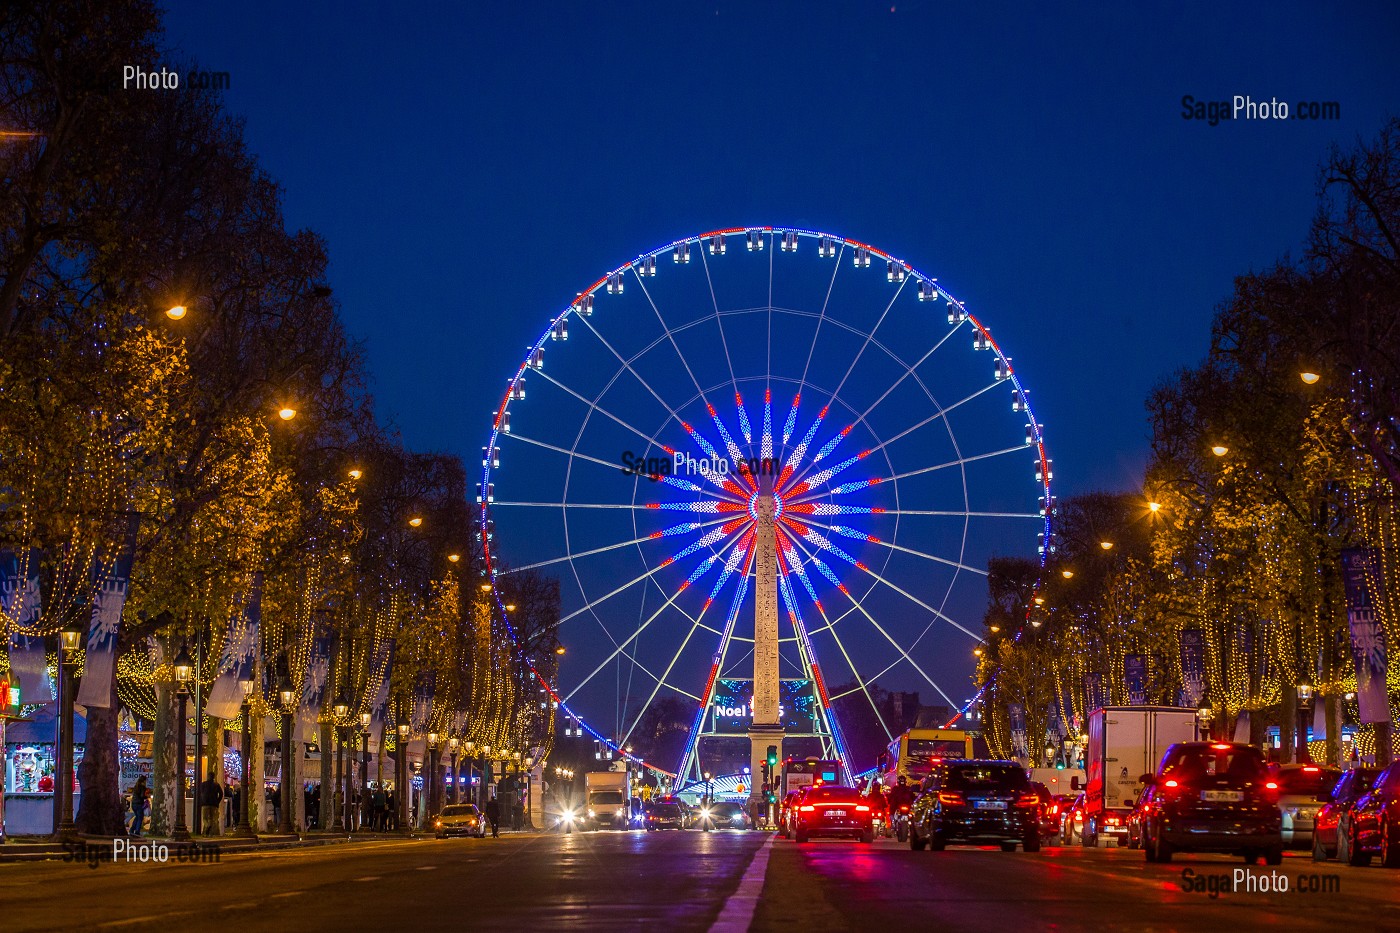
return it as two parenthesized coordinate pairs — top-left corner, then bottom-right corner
(945, 766), (1027, 793)
(590, 791), (625, 805)
(806, 786), (860, 803)
(1160, 745), (1266, 782)
(708, 803), (745, 817)
(1275, 767), (1341, 795)
(441, 805), (478, 816)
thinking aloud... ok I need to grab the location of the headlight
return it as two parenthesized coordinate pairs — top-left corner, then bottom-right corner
(468, 818), (477, 825)
(562, 810), (575, 823)
(700, 808), (711, 819)
(434, 820), (443, 828)
(587, 809), (595, 819)
(732, 815), (744, 824)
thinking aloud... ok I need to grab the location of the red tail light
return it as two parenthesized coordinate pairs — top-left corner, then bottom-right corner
(1264, 781), (1279, 791)
(1163, 779), (1179, 788)
(1106, 816), (1121, 826)
(855, 805), (871, 812)
(938, 792), (964, 806)
(800, 805), (815, 812)
(899, 805), (910, 813)
(1016, 794), (1041, 808)
(1302, 766), (1319, 773)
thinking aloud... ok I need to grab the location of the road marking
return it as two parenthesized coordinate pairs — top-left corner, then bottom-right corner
(355, 875), (381, 882)
(268, 891), (302, 898)
(415, 865), (437, 870)
(709, 835), (775, 933)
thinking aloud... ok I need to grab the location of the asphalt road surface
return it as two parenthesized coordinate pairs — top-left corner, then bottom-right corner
(2, 832), (1396, 932)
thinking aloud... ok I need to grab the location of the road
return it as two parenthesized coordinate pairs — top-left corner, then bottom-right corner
(2, 832), (1396, 933)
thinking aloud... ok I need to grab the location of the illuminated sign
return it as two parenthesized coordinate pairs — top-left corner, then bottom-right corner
(709, 679), (816, 734)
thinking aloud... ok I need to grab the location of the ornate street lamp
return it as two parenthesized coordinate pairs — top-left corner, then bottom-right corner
(172, 644), (194, 841)
(1196, 698), (1213, 742)
(427, 732), (441, 819)
(235, 673), (257, 838)
(449, 737), (460, 805)
(397, 722), (411, 832)
(331, 691), (350, 833)
(55, 619), (84, 840)
(358, 712), (371, 831)
(277, 673), (296, 834)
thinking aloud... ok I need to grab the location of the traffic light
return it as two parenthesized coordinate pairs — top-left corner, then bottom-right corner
(766, 745), (778, 769)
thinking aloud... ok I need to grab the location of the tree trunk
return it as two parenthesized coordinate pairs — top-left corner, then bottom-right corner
(320, 720), (334, 830)
(250, 709), (266, 832)
(1281, 683), (1297, 764)
(75, 663), (125, 835)
(150, 679), (177, 836)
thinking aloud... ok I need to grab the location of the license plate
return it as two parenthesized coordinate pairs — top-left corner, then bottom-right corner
(975, 800), (1007, 810)
(828, 809), (846, 817)
(1201, 790), (1243, 803)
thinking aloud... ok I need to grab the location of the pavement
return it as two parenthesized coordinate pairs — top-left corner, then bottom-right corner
(1, 830), (1396, 932)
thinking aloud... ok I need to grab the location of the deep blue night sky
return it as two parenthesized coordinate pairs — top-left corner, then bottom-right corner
(155, 1), (1398, 728)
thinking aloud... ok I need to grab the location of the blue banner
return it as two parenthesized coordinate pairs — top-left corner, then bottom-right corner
(77, 515), (139, 708)
(1179, 628), (1205, 707)
(1342, 548), (1390, 724)
(1, 548), (50, 702)
(1124, 655), (1148, 706)
(1084, 671), (1107, 712)
(411, 669), (436, 732)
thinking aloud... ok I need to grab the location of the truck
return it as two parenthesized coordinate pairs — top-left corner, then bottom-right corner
(583, 769), (631, 830)
(1083, 706), (1198, 847)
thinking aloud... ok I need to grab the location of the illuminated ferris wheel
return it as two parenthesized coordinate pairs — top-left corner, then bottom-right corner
(478, 227), (1052, 778)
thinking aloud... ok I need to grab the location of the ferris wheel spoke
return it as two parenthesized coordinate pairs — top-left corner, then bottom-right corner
(881, 442), (1028, 485)
(795, 242), (845, 399)
(500, 513), (734, 575)
(531, 367), (679, 463)
(871, 507), (1041, 520)
(824, 273), (911, 410)
(571, 310), (689, 436)
(857, 379), (1004, 460)
(854, 318), (969, 422)
(794, 513), (990, 577)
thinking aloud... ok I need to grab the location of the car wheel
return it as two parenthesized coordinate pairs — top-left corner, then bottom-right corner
(1000, 841), (1018, 852)
(1312, 834), (1328, 862)
(1024, 834), (1041, 853)
(1152, 826), (1172, 864)
(1081, 819), (1096, 848)
(896, 824), (908, 843)
(795, 830), (808, 843)
(1264, 846), (1283, 867)
(1241, 848), (1259, 865)
(860, 829), (874, 844)
(1382, 820), (1400, 869)
(1346, 821), (1372, 867)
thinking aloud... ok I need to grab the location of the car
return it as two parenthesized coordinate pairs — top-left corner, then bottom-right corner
(782, 788), (810, 838)
(1273, 763), (1341, 848)
(1125, 785), (1158, 849)
(644, 800), (688, 830)
(1313, 767), (1381, 862)
(433, 803), (487, 838)
(1345, 762), (1400, 867)
(792, 785), (874, 843)
(1059, 792), (1086, 845)
(908, 759), (1042, 853)
(1138, 741), (1282, 865)
(1029, 782), (1058, 843)
(703, 801), (754, 831)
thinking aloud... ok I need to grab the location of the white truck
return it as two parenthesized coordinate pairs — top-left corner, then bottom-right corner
(1084, 706), (1198, 846)
(583, 769), (631, 830)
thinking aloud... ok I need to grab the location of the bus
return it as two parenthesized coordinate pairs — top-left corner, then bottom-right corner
(879, 728), (975, 788)
(781, 758), (842, 797)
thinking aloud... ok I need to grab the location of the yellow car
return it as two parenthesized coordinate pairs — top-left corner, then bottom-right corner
(434, 804), (487, 838)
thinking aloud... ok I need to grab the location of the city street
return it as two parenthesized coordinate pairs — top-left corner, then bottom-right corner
(2, 832), (1392, 932)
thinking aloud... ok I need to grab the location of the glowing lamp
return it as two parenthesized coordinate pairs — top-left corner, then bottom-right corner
(408, 517), (423, 528)
(173, 645), (194, 684)
(1211, 445), (1228, 457)
(348, 468), (362, 480)
(448, 553), (460, 563)
(278, 408), (297, 421)
(165, 304), (187, 320)
(1300, 371), (1320, 385)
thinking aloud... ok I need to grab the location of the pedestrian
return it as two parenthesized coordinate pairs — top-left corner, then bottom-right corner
(128, 775), (150, 836)
(484, 797), (501, 838)
(372, 784), (387, 831)
(310, 783), (321, 829)
(230, 783), (241, 828)
(513, 799), (525, 831)
(199, 771), (223, 836)
(269, 784), (281, 828)
(385, 790), (397, 831)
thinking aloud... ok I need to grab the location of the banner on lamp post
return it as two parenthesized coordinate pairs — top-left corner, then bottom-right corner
(1124, 655), (1148, 706)
(1, 549), (50, 702)
(205, 573), (263, 720)
(1179, 628), (1206, 708)
(1341, 548), (1390, 724)
(297, 630), (331, 743)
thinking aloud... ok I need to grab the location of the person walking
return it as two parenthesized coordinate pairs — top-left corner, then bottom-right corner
(269, 784), (281, 829)
(199, 772), (223, 836)
(484, 797), (501, 838)
(128, 775), (150, 836)
(385, 790), (397, 831)
(372, 784), (387, 831)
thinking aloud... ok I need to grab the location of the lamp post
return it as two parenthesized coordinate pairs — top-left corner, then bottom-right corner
(449, 737), (460, 805)
(397, 722), (411, 832)
(703, 771), (713, 831)
(172, 645), (194, 841)
(332, 692), (349, 832)
(482, 745), (492, 811)
(235, 674), (257, 837)
(1196, 698), (1214, 742)
(1297, 680), (1315, 763)
(358, 712), (371, 831)
(55, 619), (83, 840)
(464, 741), (476, 807)
(427, 732), (440, 819)
(278, 675), (296, 835)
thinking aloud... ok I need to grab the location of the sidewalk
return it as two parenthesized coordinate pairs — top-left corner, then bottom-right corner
(0, 829), (428, 863)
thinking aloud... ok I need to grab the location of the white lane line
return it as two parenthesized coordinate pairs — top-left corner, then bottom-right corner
(415, 865), (437, 870)
(709, 835), (775, 933)
(355, 875), (381, 882)
(268, 891), (303, 898)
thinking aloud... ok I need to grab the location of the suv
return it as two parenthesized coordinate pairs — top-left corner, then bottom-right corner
(1346, 762), (1400, 867)
(909, 760), (1042, 853)
(1313, 767), (1381, 862)
(644, 800), (687, 831)
(1139, 742), (1282, 865)
(1273, 764), (1341, 848)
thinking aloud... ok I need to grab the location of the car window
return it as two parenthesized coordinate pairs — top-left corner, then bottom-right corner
(945, 766), (1027, 792)
(441, 804), (478, 816)
(1276, 767), (1341, 795)
(807, 786), (860, 802)
(1160, 745), (1266, 781)
(591, 791), (625, 805)
(650, 804), (681, 817)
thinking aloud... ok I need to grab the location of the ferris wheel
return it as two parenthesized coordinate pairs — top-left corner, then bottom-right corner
(478, 227), (1052, 779)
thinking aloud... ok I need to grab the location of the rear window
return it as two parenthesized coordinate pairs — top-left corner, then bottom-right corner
(1276, 767), (1341, 795)
(807, 786), (860, 802)
(1160, 745), (1266, 781)
(650, 804), (681, 817)
(590, 791), (625, 805)
(945, 766), (1027, 792)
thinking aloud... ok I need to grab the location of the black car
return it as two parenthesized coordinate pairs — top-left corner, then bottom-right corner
(644, 801), (687, 831)
(704, 801), (755, 831)
(908, 760), (1042, 852)
(1139, 742), (1282, 865)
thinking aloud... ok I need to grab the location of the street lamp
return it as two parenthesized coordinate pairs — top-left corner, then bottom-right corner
(397, 722), (411, 832)
(408, 516), (423, 528)
(448, 553), (460, 563)
(1300, 371), (1320, 385)
(1211, 444), (1229, 457)
(427, 732), (441, 820)
(278, 407), (297, 421)
(172, 644), (194, 841)
(348, 468), (362, 480)
(464, 741), (477, 806)
(235, 674), (257, 838)
(1196, 698), (1213, 741)
(55, 619), (83, 840)
(165, 304), (187, 320)
(1061, 569), (1074, 579)
(358, 712), (371, 831)
(449, 737), (460, 804)
(331, 691), (350, 833)
(277, 673), (296, 834)
(1297, 680), (1315, 763)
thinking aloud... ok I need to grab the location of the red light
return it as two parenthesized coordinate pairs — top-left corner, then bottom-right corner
(1163, 779), (1179, 788)
(1303, 766), (1319, 772)
(800, 805), (815, 812)
(1016, 794), (1040, 808)
(1106, 817), (1120, 825)
(938, 792), (964, 805)
(1211, 743), (1232, 750)
(855, 805), (870, 812)
(1265, 781), (1279, 791)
